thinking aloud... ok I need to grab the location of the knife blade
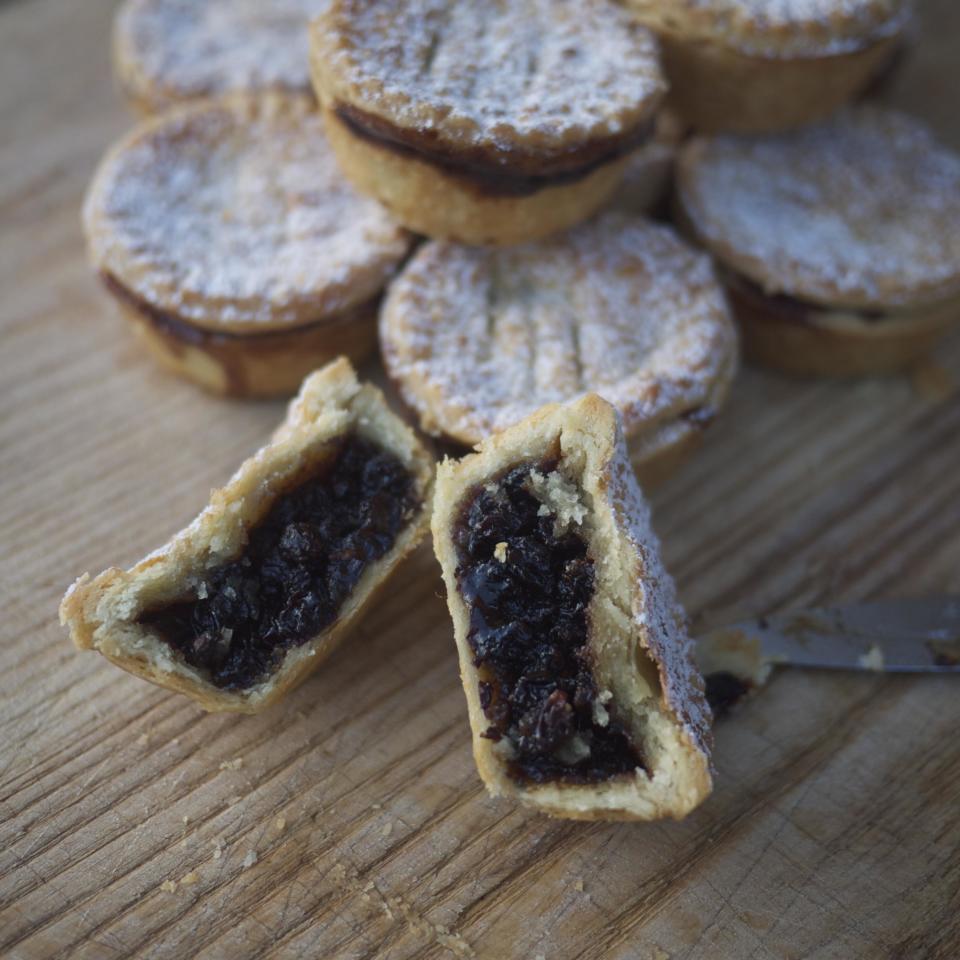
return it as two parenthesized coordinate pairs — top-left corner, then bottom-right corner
(694, 596), (960, 718)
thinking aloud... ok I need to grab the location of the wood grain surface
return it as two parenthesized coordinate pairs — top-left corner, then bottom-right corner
(2, 2), (959, 957)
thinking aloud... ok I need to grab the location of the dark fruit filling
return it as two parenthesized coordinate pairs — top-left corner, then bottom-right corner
(704, 671), (752, 720)
(141, 435), (417, 690)
(453, 460), (646, 785)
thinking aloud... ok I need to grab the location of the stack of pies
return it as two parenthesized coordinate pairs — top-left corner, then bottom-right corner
(62, 0), (960, 822)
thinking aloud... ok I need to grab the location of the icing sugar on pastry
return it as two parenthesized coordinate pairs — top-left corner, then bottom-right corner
(84, 96), (411, 331)
(381, 212), (737, 447)
(313, 0), (665, 154)
(629, 0), (911, 56)
(677, 107), (960, 308)
(115, 0), (326, 109)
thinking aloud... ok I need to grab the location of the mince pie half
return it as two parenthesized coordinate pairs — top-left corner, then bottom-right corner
(431, 393), (713, 820)
(60, 359), (434, 713)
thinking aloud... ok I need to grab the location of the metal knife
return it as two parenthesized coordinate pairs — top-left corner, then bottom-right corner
(694, 596), (960, 718)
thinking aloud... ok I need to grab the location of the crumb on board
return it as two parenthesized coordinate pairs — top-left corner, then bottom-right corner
(242, 850), (258, 869)
(493, 541), (508, 562)
(160, 880), (177, 894)
(180, 871), (200, 886)
(382, 822), (394, 838)
(275, 815), (287, 831)
(219, 757), (244, 771)
(858, 644), (885, 671)
(573, 878), (585, 892)
(212, 841), (223, 861)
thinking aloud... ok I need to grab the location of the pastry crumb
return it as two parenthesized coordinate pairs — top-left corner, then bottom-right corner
(275, 815), (287, 831)
(382, 822), (393, 838)
(219, 758), (243, 771)
(573, 878), (585, 893)
(493, 541), (508, 563)
(212, 841), (223, 861)
(180, 871), (200, 886)
(859, 644), (885, 671)
(371, 802), (382, 810)
(182, 815), (189, 825)
(242, 850), (258, 869)
(160, 880), (177, 894)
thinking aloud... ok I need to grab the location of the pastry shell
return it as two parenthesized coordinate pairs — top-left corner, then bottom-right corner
(380, 213), (738, 486)
(309, 0), (665, 243)
(83, 95), (412, 396)
(59, 359), (435, 713)
(625, 0), (910, 132)
(431, 393), (713, 820)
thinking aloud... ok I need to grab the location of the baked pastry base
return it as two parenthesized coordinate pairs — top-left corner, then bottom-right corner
(115, 294), (379, 398)
(660, 33), (899, 133)
(729, 282), (960, 377)
(60, 358), (434, 713)
(321, 105), (630, 245)
(431, 393), (712, 820)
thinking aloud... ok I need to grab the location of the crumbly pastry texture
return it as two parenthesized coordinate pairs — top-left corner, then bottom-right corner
(114, 0), (326, 111)
(677, 107), (960, 309)
(83, 95), (412, 333)
(432, 394), (712, 820)
(381, 212), (737, 454)
(311, 0), (665, 160)
(626, 0), (911, 57)
(59, 359), (435, 714)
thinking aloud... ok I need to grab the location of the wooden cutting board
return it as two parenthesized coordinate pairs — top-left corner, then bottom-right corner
(2, 2), (959, 957)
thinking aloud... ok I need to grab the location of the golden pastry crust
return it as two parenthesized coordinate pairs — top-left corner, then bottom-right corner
(309, 0), (664, 243)
(110, 284), (380, 398)
(676, 108), (960, 311)
(84, 95), (412, 334)
(431, 394), (712, 820)
(380, 213), (738, 483)
(310, 0), (665, 162)
(726, 274), (960, 376)
(60, 359), (435, 714)
(318, 105), (633, 246)
(113, 0), (325, 114)
(626, 0), (909, 58)
(625, 1), (909, 132)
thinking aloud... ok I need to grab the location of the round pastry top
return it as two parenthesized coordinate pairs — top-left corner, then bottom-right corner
(677, 107), (960, 310)
(310, 0), (665, 164)
(626, 0), (910, 57)
(380, 213), (736, 447)
(84, 97), (412, 333)
(114, 0), (325, 110)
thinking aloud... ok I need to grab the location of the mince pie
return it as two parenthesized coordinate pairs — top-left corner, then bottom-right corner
(83, 95), (412, 397)
(380, 212), (737, 487)
(676, 107), (960, 376)
(309, 0), (665, 244)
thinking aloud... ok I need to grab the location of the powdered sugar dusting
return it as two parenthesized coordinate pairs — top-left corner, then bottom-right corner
(604, 424), (712, 753)
(381, 212), (736, 444)
(628, 0), (910, 56)
(117, 0), (326, 107)
(85, 97), (411, 330)
(680, 107), (960, 308)
(316, 0), (664, 154)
